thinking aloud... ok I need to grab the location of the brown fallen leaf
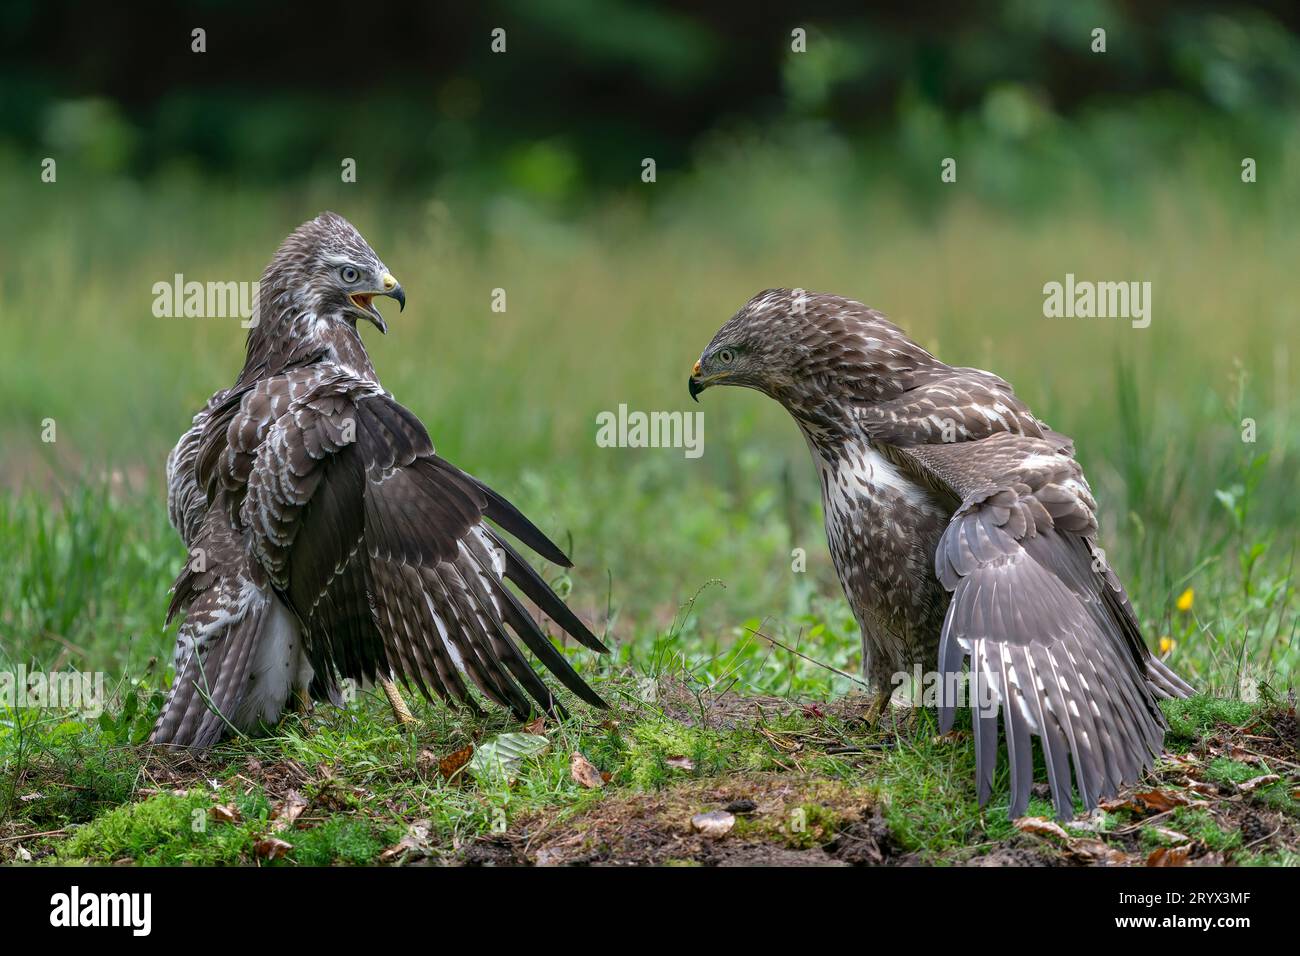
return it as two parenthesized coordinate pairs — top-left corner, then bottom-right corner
(1067, 839), (1130, 865)
(380, 820), (432, 864)
(438, 744), (474, 781)
(522, 716), (545, 736)
(1147, 844), (1192, 866)
(415, 749), (437, 777)
(665, 755), (695, 771)
(1131, 789), (1191, 813)
(209, 804), (241, 824)
(1014, 817), (1071, 841)
(1291, 787), (1300, 801)
(1150, 827), (1191, 844)
(1238, 774), (1280, 793)
(270, 790), (308, 833)
(254, 837), (292, 861)
(691, 810), (735, 838)
(569, 752), (605, 789)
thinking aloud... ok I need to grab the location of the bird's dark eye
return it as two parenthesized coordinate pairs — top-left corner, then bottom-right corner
(716, 348), (736, 365)
(339, 266), (360, 284)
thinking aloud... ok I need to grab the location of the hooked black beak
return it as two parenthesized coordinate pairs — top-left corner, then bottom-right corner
(688, 358), (704, 402)
(382, 285), (405, 312)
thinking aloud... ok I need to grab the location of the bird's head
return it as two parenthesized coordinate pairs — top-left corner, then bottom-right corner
(689, 288), (941, 415)
(261, 211), (405, 335)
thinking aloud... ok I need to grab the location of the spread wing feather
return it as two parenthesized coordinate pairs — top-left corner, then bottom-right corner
(891, 429), (1185, 819)
(260, 384), (607, 717)
(165, 369), (607, 738)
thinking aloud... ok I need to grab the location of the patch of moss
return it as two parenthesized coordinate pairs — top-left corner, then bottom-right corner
(1251, 780), (1300, 818)
(8, 732), (138, 828)
(1139, 808), (1241, 852)
(288, 818), (391, 865)
(1162, 696), (1255, 745)
(619, 720), (768, 789)
(57, 790), (257, 865)
(1237, 848), (1300, 866)
(1204, 757), (1266, 787)
(781, 801), (844, 849)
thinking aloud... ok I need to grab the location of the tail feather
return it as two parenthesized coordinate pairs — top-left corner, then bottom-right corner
(150, 584), (268, 748)
(1146, 655), (1196, 700)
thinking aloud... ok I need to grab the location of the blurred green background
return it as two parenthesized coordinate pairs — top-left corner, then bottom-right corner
(0, 1), (1296, 695)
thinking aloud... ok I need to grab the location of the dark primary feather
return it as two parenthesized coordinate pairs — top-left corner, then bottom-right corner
(242, 382), (610, 719)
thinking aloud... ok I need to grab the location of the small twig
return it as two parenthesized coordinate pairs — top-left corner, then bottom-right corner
(0, 829), (67, 844)
(43, 633), (91, 658)
(744, 626), (869, 688)
(1113, 808), (1178, 835)
(1243, 824), (1282, 851)
(827, 743), (895, 754)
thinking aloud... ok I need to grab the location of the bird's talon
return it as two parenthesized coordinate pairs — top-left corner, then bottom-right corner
(380, 678), (419, 728)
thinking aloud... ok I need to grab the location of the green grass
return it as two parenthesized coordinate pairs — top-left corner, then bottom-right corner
(0, 139), (1296, 863)
(8, 672), (1292, 865)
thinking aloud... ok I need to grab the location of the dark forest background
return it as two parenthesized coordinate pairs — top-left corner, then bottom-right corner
(3, 1), (1298, 199)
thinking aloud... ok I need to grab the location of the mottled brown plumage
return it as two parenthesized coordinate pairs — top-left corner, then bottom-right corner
(691, 289), (1193, 818)
(153, 213), (607, 747)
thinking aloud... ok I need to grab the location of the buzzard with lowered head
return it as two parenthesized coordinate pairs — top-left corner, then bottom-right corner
(690, 289), (1193, 819)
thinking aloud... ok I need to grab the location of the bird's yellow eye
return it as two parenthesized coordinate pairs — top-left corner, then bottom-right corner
(339, 265), (360, 284)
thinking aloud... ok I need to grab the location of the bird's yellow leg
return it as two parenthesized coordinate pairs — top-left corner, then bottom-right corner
(863, 689), (892, 728)
(380, 677), (418, 727)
